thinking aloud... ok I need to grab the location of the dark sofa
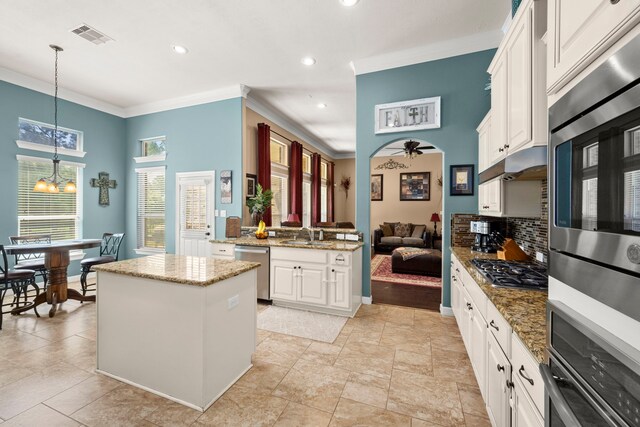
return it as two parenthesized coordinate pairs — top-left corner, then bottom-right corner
(373, 223), (440, 253)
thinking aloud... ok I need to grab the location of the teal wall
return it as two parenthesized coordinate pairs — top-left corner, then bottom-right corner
(356, 49), (495, 306)
(0, 80), (127, 275)
(124, 99), (243, 258)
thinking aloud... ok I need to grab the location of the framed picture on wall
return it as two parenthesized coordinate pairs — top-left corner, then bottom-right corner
(399, 172), (430, 201)
(371, 174), (383, 201)
(450, 164), (474, 196)
(246, 173), (257, 199)
(220, 170), (232, 204)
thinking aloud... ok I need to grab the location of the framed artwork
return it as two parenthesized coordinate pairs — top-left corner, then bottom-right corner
(246, 173), (257, 199)
(370, 174), (383, 201)
(399, 172), (430, 201)
(220, 170), (232, 204)
(450, 164), (474, 196)
(374, 97), (441, 134)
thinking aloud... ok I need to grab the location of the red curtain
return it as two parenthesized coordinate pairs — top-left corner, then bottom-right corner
(289, 141), (303, 220)
(327, 161), (335, 222)
(257, 123), (272, 226)
(311, 153), (321, 226)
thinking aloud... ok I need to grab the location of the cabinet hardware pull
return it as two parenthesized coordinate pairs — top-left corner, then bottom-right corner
(490, 320), (500, 331)
(504, 144), (509, 149)
(205, 232), (211, 236)
(506, 380), (514, 389)
(453, 277), (457, 282)
(611, 0), (620, 4)
(518, 365), (534, 385)
(331, 269), (335, 272)
(499, 147), (504, 152)
(497, 364), (505, 372)
(466, 303), (473, 310)
(456, 268), (460, 273)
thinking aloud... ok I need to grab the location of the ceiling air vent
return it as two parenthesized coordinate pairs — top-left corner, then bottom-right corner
(70, 24), (113, 45)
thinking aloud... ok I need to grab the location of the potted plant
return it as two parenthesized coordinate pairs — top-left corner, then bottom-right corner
(246, 184), (273, 226)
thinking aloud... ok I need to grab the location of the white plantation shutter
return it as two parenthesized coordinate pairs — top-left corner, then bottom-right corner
(17, 156), (82, 241)
(180, 180), (207, 231)
(136, 167), (166, 251)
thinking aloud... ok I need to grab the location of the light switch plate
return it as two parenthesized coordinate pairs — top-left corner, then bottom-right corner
(336, 233), (345, 240)
(536, 252), (546, 263)
(228, 294), (239, 309)
(345, 234), (359, 241)
(220, 210), (227, 217)
(268, 231), (276, 237)
(214, 209), (219, 217)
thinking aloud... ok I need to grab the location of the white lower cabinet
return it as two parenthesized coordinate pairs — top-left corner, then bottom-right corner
(486, 332), (512, 427)
(512, 376), (544, 427)
(329, 266), (351, 309)
(271, 262), (297, 301)
(297, 264), (327, 305)
(470, 302), (487, 399)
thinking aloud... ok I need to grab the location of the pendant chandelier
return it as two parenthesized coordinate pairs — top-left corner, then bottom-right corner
(33, 45), (76, 194)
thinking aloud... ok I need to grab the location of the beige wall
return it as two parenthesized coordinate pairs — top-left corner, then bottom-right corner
(243, 106), (336, 225)
(370, 153), (443, 233)
(334, 158), (356, 224)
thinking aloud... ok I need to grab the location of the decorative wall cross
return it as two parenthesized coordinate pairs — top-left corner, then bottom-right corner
(90, 172), (117, 206)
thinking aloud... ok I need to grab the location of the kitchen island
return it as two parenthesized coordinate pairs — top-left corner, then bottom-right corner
(93, 254), (260, 412)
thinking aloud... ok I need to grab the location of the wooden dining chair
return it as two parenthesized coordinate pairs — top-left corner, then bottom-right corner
(0, 245), (39, 330)
(9, 234), (51, 290)
(80, 233), (125, 297)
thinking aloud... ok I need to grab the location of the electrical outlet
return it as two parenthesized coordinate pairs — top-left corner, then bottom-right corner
(336, 233), (345, 240)
(228, 295), (239, 309)
(345, 234), (359, 241)
(268, 231), (276, 237)
(220, 210), (227, 217)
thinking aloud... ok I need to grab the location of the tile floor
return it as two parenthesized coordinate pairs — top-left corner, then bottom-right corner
(0, 285), (490, 426)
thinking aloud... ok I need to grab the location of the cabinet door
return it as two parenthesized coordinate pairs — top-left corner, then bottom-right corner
(298, 264), (327, 305)
(507, 8), (532, 152)
(490, 55), (508, 165)
(478, 112), (492, 173)
(451, 272), (461, 323)
(329, 266), (351, 309)
(548, 0), (640, 92)
(512, 377), (544, 427)
(469, 304), (487, 399)
(460, 289), (473, 352)
(486, 333), (512, 427)
(271, 262), (297, 301)
(485, 178), (503, 216)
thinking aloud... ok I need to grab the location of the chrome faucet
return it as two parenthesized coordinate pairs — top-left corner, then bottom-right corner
(298, 227), (314, 241)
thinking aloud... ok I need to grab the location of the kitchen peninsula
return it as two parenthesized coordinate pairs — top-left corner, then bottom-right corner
(93, 254), (260, 412)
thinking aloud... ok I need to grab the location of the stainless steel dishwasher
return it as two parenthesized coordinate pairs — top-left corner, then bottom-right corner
(235, 246), (270, 300)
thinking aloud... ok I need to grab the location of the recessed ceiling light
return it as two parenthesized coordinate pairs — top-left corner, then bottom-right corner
(340, 0), (360, 6)
(317, 103), (327, 109)
(172, 45), (189, 54)
(301, 56), (316, 66)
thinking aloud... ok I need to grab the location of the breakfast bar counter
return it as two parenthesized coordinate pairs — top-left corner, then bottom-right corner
(93, 254), (260, 411)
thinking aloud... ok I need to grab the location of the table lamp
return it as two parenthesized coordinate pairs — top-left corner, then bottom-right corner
(430, 213), (441, 236)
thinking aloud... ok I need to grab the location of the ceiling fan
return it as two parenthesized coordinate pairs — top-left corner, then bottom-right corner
(382, 140), (435, 158)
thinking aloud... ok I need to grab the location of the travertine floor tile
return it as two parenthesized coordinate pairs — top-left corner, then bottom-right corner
(334, 341), (395, 379)
(2, 404), (80, 427)
(464, 414), (491, 427)
(252, 333), (311, 368)
(0, 360), (35, 388)
(256, 329), (271, 345)
(457, 383), (488, 418)
(431, 348), (477, 387)
(382, 306), (415, 326)
(411, 418), (446, 426)
(341, 380), (388, 409)
(273, 359), (350, 413)
(347, 372), (390, 390)
(393, 349), (433, 376)
(345, 329), (382, 345)
(274, 402), (332, 427)
(430, 334), (466, 354)
(197, 385), (288, 426)
(234, 360), (290, 395)
(144, 400), (202, 427)
(300, 342), (343, 366)
(387, 369), (465, 427)
(329, 398), (411, 427)
(44, 374), (122, 416)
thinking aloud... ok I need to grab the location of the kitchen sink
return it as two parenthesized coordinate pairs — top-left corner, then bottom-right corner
(280, 240), (332, 247)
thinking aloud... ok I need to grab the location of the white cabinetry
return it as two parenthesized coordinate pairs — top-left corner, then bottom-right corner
(512, 375), (544, 427)
(270, 247), (362, 316)
(506, 11), (532, 152)
(479, 177), (542, 218)
(477, 112), (492, 173)
(547, 0), (640, 95)
(490, 57), (508, 165)
(486, 333), (512, 427)
(470, 300), (487, 399)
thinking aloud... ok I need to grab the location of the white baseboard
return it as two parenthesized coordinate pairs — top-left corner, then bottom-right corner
(362, 296), (372, 305)
(440, 304), (454, 317)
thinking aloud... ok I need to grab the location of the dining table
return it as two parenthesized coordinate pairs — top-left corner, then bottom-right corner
(5, 238), (102, 318)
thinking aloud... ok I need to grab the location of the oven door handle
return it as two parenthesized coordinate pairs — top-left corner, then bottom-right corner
(539, 364), (582, 427)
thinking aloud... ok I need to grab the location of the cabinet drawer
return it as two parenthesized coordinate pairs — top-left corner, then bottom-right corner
(330, 252), (351, 266)
(211, 243), (235, 256)
(460, 269), (487, 320)
(511, 333), (544, 415)
(486, 302), (512, 358)
(271, 247), (328, 264)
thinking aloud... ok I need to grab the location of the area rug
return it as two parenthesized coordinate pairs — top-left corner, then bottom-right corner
(371, 254), (442, 288)
(257, 306), (347, 343)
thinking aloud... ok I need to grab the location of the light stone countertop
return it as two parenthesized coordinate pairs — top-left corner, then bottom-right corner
(451, 247), (548, 363)
(93, 254), (260, 287)
(210, 236), (364, 252)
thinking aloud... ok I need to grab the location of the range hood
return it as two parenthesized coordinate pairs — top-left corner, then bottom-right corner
(479, 146), (547, 183)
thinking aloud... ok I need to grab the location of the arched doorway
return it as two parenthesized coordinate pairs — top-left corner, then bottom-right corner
(368, 138), (445, 310)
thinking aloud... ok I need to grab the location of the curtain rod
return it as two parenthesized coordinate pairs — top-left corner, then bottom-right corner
(269, 128), (333, 163)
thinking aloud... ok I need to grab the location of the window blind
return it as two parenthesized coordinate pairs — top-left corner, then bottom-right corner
(137, 167), (165, 250)
(18, 158), (80, 241)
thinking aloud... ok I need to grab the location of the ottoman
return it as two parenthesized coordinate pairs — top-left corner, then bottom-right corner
(391, 248), (442, 277)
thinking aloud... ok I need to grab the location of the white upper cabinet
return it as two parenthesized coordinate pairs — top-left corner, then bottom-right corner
(477, 112), (491, 173)
(490, 56), (509, 165)
(506, 9), (532, 153)
(547, 0), (640, 95)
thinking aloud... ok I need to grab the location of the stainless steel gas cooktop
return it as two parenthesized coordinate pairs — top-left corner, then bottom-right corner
(470, 259), (548, 291)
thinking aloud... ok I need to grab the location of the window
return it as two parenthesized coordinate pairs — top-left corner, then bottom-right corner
(320, 161), (328, 222)
(270, 174), (288, 226)
(17, 156), (82, 241)
(320, 162), (328, 180)
(16, 118), (85, 158)
(302, 181), (311, 227)
(270, 139), (288, 166)
(136, 167), (166, 253)
(302, 153), (311, 174)
(134, 136), (167, 163)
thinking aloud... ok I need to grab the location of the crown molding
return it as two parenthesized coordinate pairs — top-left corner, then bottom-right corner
(124, 84), (250, 118)
(501, 11), (513, 34)
(351, 30), (504, 76)
(0, 66), (127, 117)
(245, 95), (344, 159)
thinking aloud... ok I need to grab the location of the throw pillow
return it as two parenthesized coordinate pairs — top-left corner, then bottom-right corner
(411, 224), (426, 238)
(379, 224), (394, 237)
(394, 223), (411, 237)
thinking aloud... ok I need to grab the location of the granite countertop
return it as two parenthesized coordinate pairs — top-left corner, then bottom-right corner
(210, 236), (364, 252)
(93, 254), (260, 287)
(451, 247), (547, 363)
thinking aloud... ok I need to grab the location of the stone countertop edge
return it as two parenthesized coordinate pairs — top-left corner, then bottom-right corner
(451, 247), (548, 364)
(210, 237), (365, 251)
(93, 254), (261, 287)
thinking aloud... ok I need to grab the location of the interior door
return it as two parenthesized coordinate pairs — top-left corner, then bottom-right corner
(176, 171), (215, 257)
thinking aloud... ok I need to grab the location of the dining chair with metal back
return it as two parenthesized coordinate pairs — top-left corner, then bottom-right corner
(9, 234), (51, 290)
(80, 233), (125, 297)
(0, 245), (39, 330)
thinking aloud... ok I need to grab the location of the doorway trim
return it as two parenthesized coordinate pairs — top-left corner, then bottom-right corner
(175, 170), (216, 256)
